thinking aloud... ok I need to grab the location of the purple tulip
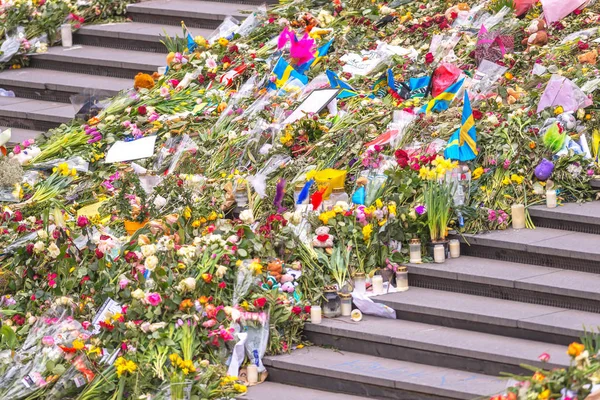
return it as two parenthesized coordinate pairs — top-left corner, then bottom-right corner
(534, 158), (554, 181)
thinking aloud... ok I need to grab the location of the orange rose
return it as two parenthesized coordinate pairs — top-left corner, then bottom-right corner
(567, 342), (585, 357)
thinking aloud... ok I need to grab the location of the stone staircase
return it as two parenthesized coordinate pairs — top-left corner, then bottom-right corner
(263, 201), (600, 399)
(0, 0), (266, 144)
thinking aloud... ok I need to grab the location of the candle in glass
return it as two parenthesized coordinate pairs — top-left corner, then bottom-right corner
(449, 239), (460, 258)
(340, 294), (352, 316)
(310, 306), (322, 324)
(353, 273), (366, 294)
(511, 204), (526, 229)
(434, 245), (445, 263)
(396, 266), (409, 292)
(372, 275), (384, 295)
(409, 238), (422, 263)
(61, 24), (73, 47)
(546, 190), (557, 208)
(247, 365), (258, 384)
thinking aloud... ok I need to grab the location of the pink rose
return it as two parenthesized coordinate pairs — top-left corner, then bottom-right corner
(202, 318), (217, 328)
(145, 292), (162, 306)
(119, 278), (130, 290)
(41, 336), (55, 346)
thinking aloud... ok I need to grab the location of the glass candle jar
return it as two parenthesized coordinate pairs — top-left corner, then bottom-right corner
(371, 275), (384, 295)
(449, 239), (460, 258)
(434, 245), (446, 263)
(310, 306), (322, 324)
(353, 272), (366, 294)
(339, 293), (352, 316)
(322, 288), (341, 318)
(409, 238), (422, 263)
(546, 190), (557, 208)
(327, 187), (349, 209)
(235, 186), (248, 209)
(511, 203), (526, 229)
(396, 266), (409, 292)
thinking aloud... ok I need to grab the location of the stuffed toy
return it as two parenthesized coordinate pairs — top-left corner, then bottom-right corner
(444, 3), (470, 20)
(522, 19), (548, 52)
(280, 270), (302, 293)
(266, 259), (283, 283)
(312, 226), (334, 248)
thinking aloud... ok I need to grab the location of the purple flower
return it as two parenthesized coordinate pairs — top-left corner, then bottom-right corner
(415, 205), (426, 215)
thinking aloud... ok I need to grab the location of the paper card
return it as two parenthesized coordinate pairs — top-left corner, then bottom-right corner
(105, 136), (157, 163)
(91, 297), (122, 334)
(283, 88), (340, 125)
(77, 201), (105, 218)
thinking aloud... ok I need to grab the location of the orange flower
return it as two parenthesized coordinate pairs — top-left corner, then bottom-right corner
(532, 372), (545, 382)
(529, 141), (536, 149)
(504, 72), (514, 80)
(179, 299), (194, 311)
(199, 295), (209, 305)
(567, 342), (585, 357)
(88, 116), (100, 126)
(202, 273), (213, 283)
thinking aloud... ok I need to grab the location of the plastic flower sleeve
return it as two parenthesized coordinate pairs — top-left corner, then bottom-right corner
(165, 135), (197, 175)
(540, 0), (586, 24)
(207, 16), (240, 45)
(470, 60), (507, 102)
(240, 311), (269, 373)
(232, 262), (254, 305)
(537, 75), (593, 114)
(45, 356), (96, 400)
(235, 5), (267, 37)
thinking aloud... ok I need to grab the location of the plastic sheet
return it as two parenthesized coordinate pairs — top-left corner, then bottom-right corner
(207, 16), (240, 45)
(70, 88), (112, 121)
(536, 75), (593, 114)
(541, 0), (586, 24)
(239, 311), (269, 372)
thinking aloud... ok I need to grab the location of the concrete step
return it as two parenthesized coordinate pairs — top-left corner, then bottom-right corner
(1, 126), (43, 145)
(373, 287), (600, 345)
(29, 45), (164, 79)
(127, 0), (252, 29)
(245, 382), (368, 400)
(0, 97), (74, 131)
(408, 256), (600, 313)
(458, 227), (600, 274)
(75, 22), (212, 53)
(529, 201), (600, 235)
(264, 347), (506, 400)
(305, 316), (569, 377)
(0, 68), (130, 103)
(199, 0), (277, 4)
(592, 178), (600, 189)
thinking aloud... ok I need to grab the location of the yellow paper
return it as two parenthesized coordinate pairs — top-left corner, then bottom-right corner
(314, 169), (347, 198)
(77, 201), (105, 218)
(192, 103), (207, 114)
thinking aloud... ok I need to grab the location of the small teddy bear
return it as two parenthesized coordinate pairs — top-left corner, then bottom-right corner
(266, 259), (283, 283)
(280, 270), (302, 293)
(522, 19), (548, 52)
(312, 226), (334, 248)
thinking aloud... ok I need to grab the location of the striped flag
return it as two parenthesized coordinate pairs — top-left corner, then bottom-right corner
(296, 38), (334, 74)
(418, 78), (464, 114)
(267, 57), (309, 91)
(326, 70), (358, 99)
(181, 21), (197, 53)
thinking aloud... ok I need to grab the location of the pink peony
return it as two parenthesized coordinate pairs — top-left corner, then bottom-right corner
(145, 292), (162, 306)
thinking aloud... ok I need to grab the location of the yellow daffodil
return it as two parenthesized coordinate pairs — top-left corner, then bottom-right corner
(472, 167), (484, 180)
(538, 389), (550, 400)
(502, 176), (511, 185)
(319, 211), (336, 225)
(554, 106), (564, 115)
(234, 384), (247, 393)
(510, 174), (524, 184)
(183, 206), (192, 219)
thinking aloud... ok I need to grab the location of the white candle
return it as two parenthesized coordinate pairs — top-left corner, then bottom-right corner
(247, 365), (258, 384)
(409, 239), (422, 264)
(511, 204), (526, 229)
(546, 190), (557, 208)
(372, 275), (384, 295)
(353, 273), (366, 294)
(61, 24), (72, 48)
(449, 239), (460, 258)
(340, 299), (352, 316)
(434, 245), (445, 263)
(310, 306), (322, 324)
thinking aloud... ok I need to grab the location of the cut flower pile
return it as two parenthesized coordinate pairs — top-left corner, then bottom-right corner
(0, 0), (600, 398)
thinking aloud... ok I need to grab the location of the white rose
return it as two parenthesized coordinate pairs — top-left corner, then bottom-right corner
(149, 322), (167, 332)
(36, 230), (48, 240)
(179, 277), (196, 292)
(239, 209), (254, 224)
(48, 243), (60, 258)
(132, 289), (146, 300)
(216, 265), (228, 278)
(140, 322), (151, 333)
(141, 244), (156, 258)
(27, 216), (36, 224)
(144, 255), (158, 271)
(33, 241), (45, 254)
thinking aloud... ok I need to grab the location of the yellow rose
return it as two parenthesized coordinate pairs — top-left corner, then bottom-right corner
(472, 167), (484, 180)
(218, 38), (229, 46)
(362, 224), (373, 241)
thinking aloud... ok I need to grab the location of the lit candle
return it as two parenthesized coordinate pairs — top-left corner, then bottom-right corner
(511, 204), (526, 229)
(247, 365), (258, 384)
(372, 275), (384, 295)
(546, 190), (557, 208)
(61, 24), (72, 48)
(310, 306), (322, 324)
(409, 238), (422, 264)
(449, 239), (460, 258)
(434, 245), (445, 263)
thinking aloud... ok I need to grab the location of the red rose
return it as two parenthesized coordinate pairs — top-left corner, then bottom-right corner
(77, 215), (89, 228)
(253, 297), (267, 308)
(13, 210), (23, 222)
(218, 281), (226, 289)
(137, 105), (147, 115)
(578, 41), (589, 50)
(304, 305), (311, 313)
(425, 52), (434, 64)
(472, 109), (483, 120)
(222, 55), (231, 64)
(291, 306), (302, 315)
(26, 243), (34, 254)
(95, 249), (104, 259)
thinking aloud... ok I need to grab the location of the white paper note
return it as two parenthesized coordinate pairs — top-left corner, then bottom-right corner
(105, 136), (157, 163)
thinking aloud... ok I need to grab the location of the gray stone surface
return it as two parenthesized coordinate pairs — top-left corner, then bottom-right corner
(306, 316), (570, 368)
(529, 201), (600, 225)
(0, 126), (42, 144)
(0, 68), (130, 95)
(0, 98), (74, 123)
(409, 256), (600, 300)
(127, 0), (251, 19)
(264, 347), (506, 399)
(244, 382), (368, 400)
(519, 309), (600, 338)
(31, 45), (165, 71)
(77, 22), (212, 42)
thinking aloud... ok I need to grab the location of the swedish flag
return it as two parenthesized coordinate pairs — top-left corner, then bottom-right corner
(372, 72), (387, 98)
(182, 21), (197, 53)
(418, 78), (464, 114)
(267, 57), (308, 91)
(326, 70), (358, 99)
(296, 38), (334, 74)
(444, 91), (478, 162)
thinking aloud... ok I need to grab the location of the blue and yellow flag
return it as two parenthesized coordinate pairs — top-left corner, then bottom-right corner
(326, 70), (358, 99)
(418, 78), (464, 114)
(444, 91), (478, 162)
(182, 22), (197, 53)
(296, 38), (334, 74)
(267, 57), (309, 91)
